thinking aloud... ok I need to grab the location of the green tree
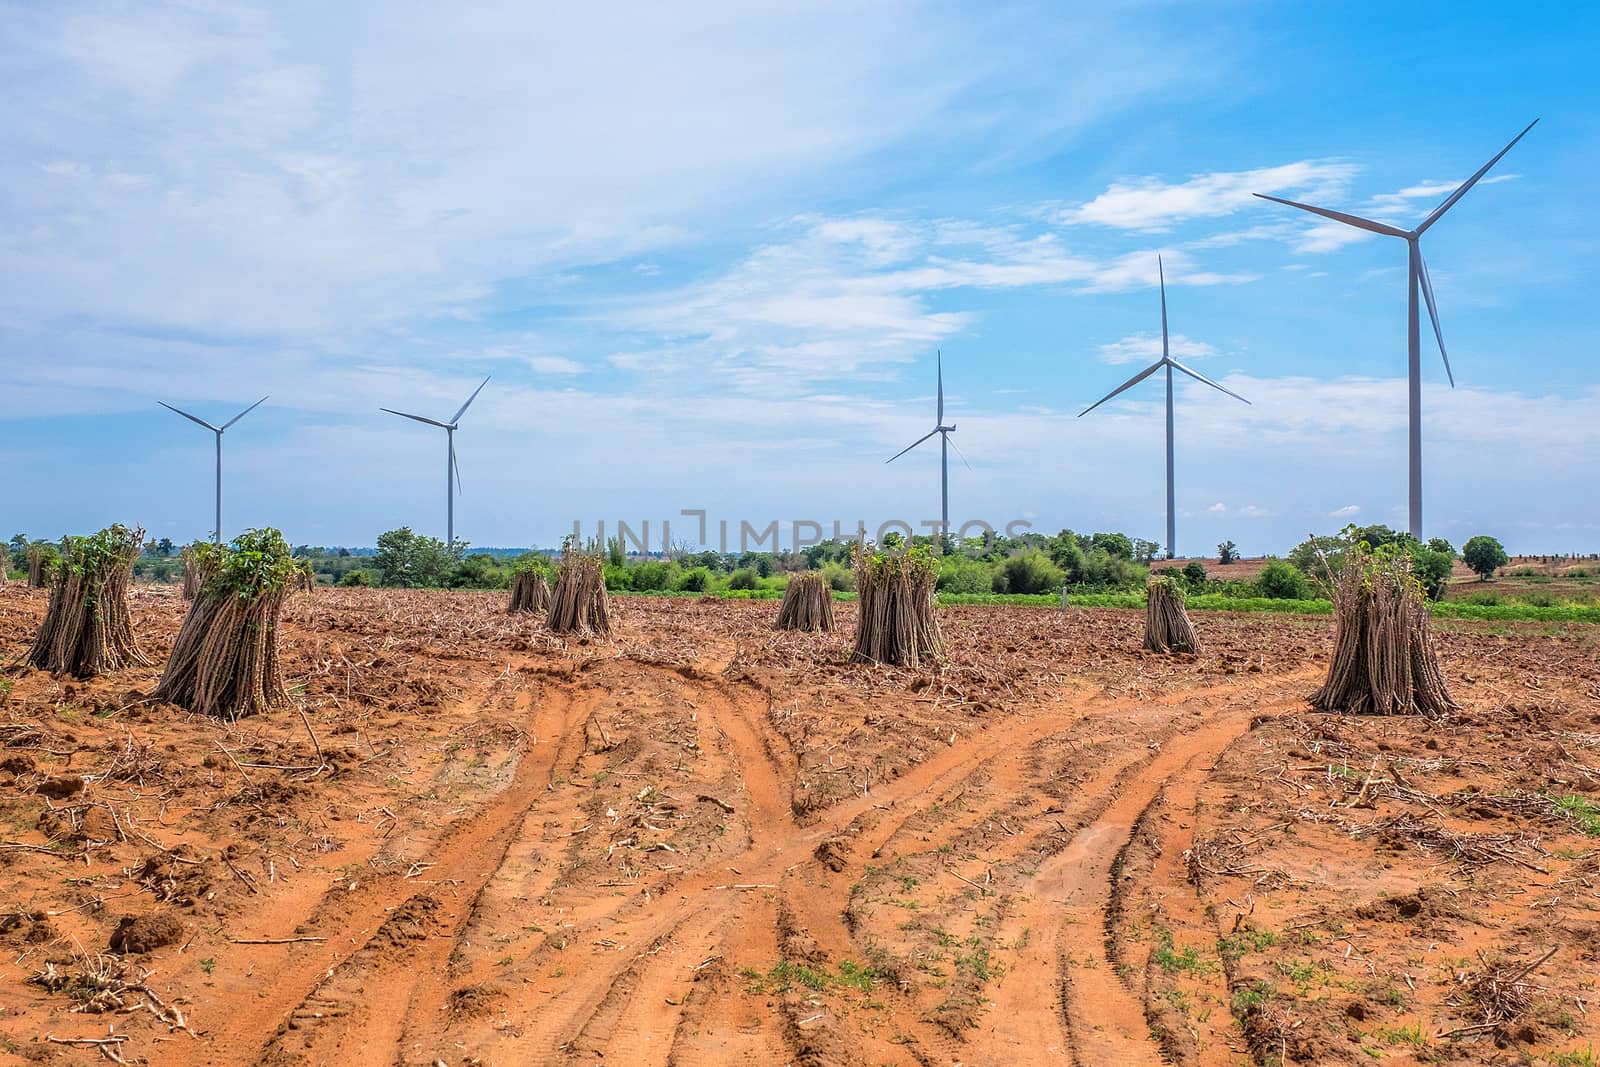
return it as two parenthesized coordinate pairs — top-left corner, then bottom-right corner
(1047, 532), (1087, 582)
(1090, 532), (1133, 560)
(1255, 558), (1307, 600)
(375, 527), (464, 588)
(1182, 560), (1208, 590)
(1462, 535), (1509, 581)
(727, 568), (759, 591)
(1217, 540), (1238, 565)
(1407, 543), (1454, 601)
(1131, 538), (1161, 564)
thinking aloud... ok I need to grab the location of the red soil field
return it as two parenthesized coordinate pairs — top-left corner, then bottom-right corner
(1, 584), (1597, 1065)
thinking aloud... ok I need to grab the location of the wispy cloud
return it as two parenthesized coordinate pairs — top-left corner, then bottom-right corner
(1060, 161), (1359, 232)
(1098, 332), (1217, 365)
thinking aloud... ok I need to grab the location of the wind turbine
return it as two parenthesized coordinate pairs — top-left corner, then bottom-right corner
(381, 376), (490, 548)
(158, 396), (269, 544)
(1254, 119), (1537, 539)
(1080, 257), (1248, 560)
(886, 351), (970, 541)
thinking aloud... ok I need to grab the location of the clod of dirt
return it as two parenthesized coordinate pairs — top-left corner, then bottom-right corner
(135, 845), (216, 907)
(35, 775), (85, 799)
(0, 910), (59, 944)
(1344, 1000), (1368, 1020)
(110, 913), (185, 954)
(448, 984), (506, 1018)
(0, 754), (36, 776)
(1354, 888), (1460, 924)
(813, 837), (850, 872)
(372, 894), (441, 953)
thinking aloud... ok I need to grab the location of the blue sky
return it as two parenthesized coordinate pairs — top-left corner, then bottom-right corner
(2, 1), (1596, 555)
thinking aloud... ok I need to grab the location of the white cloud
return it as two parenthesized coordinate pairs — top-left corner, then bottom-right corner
(1330, 504), (1361, 518)
(1098, 332), (1217, 365)
(0, 1), (1198, 345)
(1061, 161), (1360, 232)
(529, 356), (584, 375)
(1208, 502), (1226, 513)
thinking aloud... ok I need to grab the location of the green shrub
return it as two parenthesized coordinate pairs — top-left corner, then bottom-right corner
(821, 561), (855, 593)
(1255, 558), (1307, 600)
(1182, 560), (1208, 589)
(678, 567), (712, 592)
(727, 568), (759, 591)
(629, 560), (680, 591)
(604, 563), (632, 590)
(938, 556), (994, 595)
(450, 553), (510, 589)
(996, 550), (1065, 595)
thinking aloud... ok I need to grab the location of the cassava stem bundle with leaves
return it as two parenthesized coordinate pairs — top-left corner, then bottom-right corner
(294, 558), (316, 594)
(508, 559), (552, 614)
(180, 546), (200, 600)
(1145, 576), (1200, 654)
(1311, 541), (1455, 717)
(775, 571), (834, 632)
(851, 544), (943, 667)
(154, 528), (295, 719)
(22, 525), (149, 677)
(26, 544), (56, 588)
(546, 542), (610, 636)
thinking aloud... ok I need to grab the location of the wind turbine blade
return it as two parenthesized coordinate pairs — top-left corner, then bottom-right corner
(452, 443), (463, 495)
(1168, 359), (1251, 405)
(1252, 193), (1409, 238)
(1158, 255), (1169, 361)
(946, 433), (973, 472)
(450, 375), (491, 425)
(221, 395), (269, 430)
(936, 351), (944, 424)
(1416, 253), (1455, 387)
(886, 427), (940, 464)
(1078, 360), (1163, 418)
(158, 401), (220, 433)
(380, 407), (451, 429)
(1415, 119), (1538, 236)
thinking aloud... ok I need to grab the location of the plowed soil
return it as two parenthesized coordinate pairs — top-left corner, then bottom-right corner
(1, 584), (1598, 1066)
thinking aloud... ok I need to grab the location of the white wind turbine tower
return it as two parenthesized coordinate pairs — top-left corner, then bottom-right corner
(158, 396), (269, 544)
(1080, 257), (1248, 559)
(886, 351), (970, 540)
(1254, 119), (1537, 539)
(381, 376), (490, 548)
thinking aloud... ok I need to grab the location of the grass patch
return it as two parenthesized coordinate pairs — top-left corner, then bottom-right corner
(743, 958), (880, 995)
(1218, 927), (1278, 961)
(1551, 794), (1600, 836)
(1376, 1022), (1428, 1047)
(1153, 929), (1214, 975)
